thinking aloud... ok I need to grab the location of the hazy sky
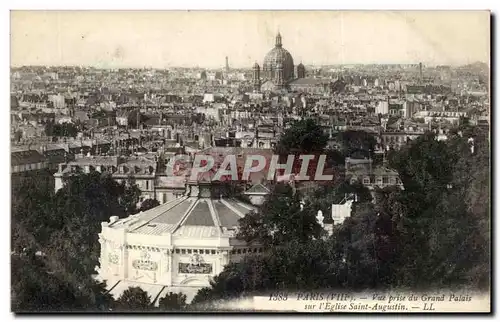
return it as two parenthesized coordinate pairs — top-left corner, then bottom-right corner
(11, 11), (490, 68)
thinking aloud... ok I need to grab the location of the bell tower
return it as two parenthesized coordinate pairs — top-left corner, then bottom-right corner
(297, 62), (305, 78)
(253, 62), (261, 92)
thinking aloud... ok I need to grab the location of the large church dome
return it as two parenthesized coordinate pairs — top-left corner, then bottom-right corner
(263, 33), (295, 81)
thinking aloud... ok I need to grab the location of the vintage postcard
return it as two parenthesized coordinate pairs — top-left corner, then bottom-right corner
(10, 10), (490, 313)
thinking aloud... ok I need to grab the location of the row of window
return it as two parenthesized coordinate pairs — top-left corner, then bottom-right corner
(72, 165), (116, 173)
(12, 162), (46, 173)
(389, 109), (405, 116)
(381, 136), (412, 144)
(289, 86), (325, 94)
(231, 248), (265, 255)
(353, 176), (400, 185)
(115, 179), (153, 191)
(118, 166), (155, 174)
(126, 245), (161, 252)
(124, 246), (266, 256)
(175, 248), (217, 255)
(427, 112), (466, 117)
(125, 246), (217, 255)
(69, 165), (155, 175)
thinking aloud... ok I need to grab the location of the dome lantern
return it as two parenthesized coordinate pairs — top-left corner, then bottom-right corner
(275, 32), (282, 47)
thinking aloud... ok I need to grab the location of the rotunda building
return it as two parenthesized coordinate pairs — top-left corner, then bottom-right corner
(97, 180), (260, 302)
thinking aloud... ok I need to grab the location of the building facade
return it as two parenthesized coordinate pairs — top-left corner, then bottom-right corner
(344, 157), (404, 191)
(253, 32), (334, 94)
(97, 182), (261, 301)
(54, 154), (157, 201)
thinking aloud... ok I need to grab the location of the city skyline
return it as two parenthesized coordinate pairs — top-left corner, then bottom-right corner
(11, 11), (490, 69)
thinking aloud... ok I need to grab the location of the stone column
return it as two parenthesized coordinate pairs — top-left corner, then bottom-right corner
(118, 244), (126, 279)
(122, 245), (129, 279)
(169, 249), (174, 286)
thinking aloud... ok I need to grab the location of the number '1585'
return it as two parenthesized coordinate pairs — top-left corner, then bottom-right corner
(269, 293), (288, 301)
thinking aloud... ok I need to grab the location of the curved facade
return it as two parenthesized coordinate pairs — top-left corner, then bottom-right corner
(262, 33), (295, 82)
(97, 183), (260, 299)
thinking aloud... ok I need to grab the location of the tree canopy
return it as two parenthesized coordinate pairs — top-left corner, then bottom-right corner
(116, 287), (152, 311)
(138, 198), (160, 212)
(11, 121), (490, 311)
(274, 118), (329, 155)
(158, 292), (187, 311)
(11, 171), (141, 312)
(11, 253), (114, 312)
(192, 125), (490, 306)
(336, 130), (377, 159)
(237, 183), (323, 246)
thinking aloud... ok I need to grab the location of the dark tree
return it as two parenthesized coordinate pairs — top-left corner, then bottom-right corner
(119, 176), (142, 215)
(237, 183), (323, 246)
(11, 171), (142, 312)
(190, 287), (216, 308)
(274, 118), (328, 155)
(193, 124), (490, 303)
(11, 170), (57, 252)
(138, 198), (160, 212)
(309, 181), (372, 224)
(116, 287), (152, 311)
(158, 292), (187, 311)
(337, 130), (377, 158)
(11, 254), (114, 312)
(389, 132), (455, 194)
(387, 130), (490, 289)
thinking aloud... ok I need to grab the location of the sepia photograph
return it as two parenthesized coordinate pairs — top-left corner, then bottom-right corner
(9, 10), (491, 313)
